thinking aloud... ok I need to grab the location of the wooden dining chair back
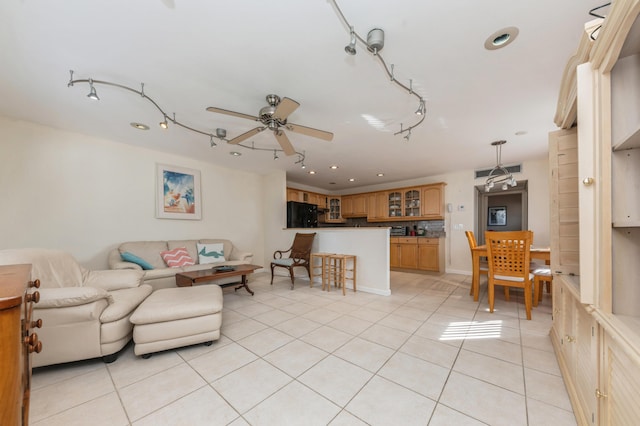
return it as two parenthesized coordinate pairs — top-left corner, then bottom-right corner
(270, 232), (316, 289)
(465, 231), (488, 296)
(485, 230), (535, 320)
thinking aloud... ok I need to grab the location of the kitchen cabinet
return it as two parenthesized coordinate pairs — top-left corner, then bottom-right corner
(417, 238), (440, 271)
(421, 184), (444, 218)
(387, 191), (403, 218)
(342, 194), (367, 218)
(390, 237), (443, 272)
(286, 187), (327, 209)
(326, 197), (344, 223)
(367, 192), (387, 221)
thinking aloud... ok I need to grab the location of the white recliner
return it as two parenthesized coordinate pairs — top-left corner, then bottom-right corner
(0, 248), (152, 367)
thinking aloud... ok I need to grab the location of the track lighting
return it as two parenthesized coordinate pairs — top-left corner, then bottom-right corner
(344, 26), (356, 55)
(404, 129), (411, 141)
(415, 99), (425, 116)
(67, 70), (306, 164)
(273, 150), (279, 160)
(87, 79), (99, 100)
(367, 28), (384, 54)
(484, 140), (517, 192)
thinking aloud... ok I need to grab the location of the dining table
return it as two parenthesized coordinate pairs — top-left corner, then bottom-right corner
(471, 245), (550, 301)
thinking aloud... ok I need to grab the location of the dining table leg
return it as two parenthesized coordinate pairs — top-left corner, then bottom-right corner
(472, 250), (480, 301)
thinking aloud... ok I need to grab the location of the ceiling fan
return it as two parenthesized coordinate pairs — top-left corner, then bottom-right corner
(207, 94), (333, 156)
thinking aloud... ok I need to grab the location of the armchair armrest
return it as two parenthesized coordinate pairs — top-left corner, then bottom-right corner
(83, 269), (144, 291)
(273, 249), (292, 259)
(36, 287), (113, 309)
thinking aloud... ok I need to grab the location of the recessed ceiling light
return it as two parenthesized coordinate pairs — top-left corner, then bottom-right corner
(329, 165), (339, 170)
(348, 178), (355, 182)
(130, 122), (149, 130)
(308, 170), (316, 175)
(329, 182), (336, 185)
(515, 130), (527, 136)
(484, 26), (519, 50)
(377, 173), (384, 177)
(229, 151), (241, 156)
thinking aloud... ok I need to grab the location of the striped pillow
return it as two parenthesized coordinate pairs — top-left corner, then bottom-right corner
(160, 247), (195, 268)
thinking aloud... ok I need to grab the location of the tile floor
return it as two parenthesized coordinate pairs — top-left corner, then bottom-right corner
(30, 271), (576, 426)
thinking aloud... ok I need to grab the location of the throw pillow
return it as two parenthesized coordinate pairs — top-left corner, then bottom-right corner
(120, 251), (155, 270)
(160, 247), (195, 268)
(196, 243), (226, 264)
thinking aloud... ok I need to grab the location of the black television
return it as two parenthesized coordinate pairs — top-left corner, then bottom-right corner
(286, 201), (318, 228)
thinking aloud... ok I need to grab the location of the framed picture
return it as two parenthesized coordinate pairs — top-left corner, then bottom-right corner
(488, 206), (507, 226)
(156, 164), (201, 220)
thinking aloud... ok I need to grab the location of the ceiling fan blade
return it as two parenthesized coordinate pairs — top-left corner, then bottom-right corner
(273, 97), (300, 121)
(206, 107), (259, 122)
(274, 130), (296, 156)
(228, 127), (265, 145)
(285, 123), (334, 141)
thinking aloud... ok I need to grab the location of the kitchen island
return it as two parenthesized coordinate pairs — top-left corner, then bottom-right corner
(282, 227), (390, 296)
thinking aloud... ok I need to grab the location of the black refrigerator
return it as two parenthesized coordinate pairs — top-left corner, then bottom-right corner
(287, 201), (318, 228)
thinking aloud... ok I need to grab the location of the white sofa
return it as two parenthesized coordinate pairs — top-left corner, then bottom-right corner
(0, 248), (152, 367)
(108, 239), (253, 291)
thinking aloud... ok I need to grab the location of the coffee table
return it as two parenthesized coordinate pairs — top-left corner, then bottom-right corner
(175, 264), (262, 296)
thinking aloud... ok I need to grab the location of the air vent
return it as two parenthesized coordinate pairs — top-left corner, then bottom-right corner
(475, 164), (522, 179)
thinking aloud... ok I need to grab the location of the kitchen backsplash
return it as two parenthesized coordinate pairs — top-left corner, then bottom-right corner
(338, 218), (446, 237)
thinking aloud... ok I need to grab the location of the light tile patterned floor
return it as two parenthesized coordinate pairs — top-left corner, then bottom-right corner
(30, 271), (576, 425)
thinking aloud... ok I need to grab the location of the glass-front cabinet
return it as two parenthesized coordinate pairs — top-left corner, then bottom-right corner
(326, 197), (343, 223)
(404, 189), (420, 217)
(387, 191), (402, 218)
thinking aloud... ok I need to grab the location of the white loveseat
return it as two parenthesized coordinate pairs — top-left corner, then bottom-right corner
(107, 239), (253, 291)
(0, 248), (152, 367)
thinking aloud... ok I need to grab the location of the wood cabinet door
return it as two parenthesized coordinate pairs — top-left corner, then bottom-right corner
(287, 188), (301, 202)
(398, 244), (418, 269)
(389, 241), (400, 267)
(421, 186), (443, 217)
(353, 194), (367, 216)
(342, 195), (353, 217)
(417, 244), (438, 271)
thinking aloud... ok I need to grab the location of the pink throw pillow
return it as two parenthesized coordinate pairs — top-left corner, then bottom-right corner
(160, 247), (195, 268)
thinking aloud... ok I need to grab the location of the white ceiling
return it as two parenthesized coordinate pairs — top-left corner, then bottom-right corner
(0, 0), (605, 191)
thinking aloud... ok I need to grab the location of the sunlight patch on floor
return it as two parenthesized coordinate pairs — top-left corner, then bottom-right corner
(440, 320), (502, 341)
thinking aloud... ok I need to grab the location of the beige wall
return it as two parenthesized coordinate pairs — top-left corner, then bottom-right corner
(0, 116), (266, 269)
(1, 115), (549, 277)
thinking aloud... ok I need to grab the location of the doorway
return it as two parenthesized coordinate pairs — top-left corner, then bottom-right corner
(474, 180), (528, 245)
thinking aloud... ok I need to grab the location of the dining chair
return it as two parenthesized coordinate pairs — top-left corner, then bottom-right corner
(485, 230), (534, 320)
(465, 231), (488, 296)
(531, 264), (553, 306)
(270, 232), (316, 289)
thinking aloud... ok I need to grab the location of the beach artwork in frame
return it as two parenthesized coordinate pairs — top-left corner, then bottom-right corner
(488, 206), (507, 226)
(156, 164), (201, 220)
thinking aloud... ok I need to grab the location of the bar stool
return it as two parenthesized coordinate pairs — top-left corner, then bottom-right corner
(310, 252), (333, 290)
(328, 254), (357, 296)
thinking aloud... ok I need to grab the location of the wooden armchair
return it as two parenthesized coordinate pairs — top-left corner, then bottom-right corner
(485, 230), (534, 320)
(270, 232), (316, 289)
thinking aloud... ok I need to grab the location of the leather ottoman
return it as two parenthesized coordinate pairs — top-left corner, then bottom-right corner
(130, 285), (223, 357)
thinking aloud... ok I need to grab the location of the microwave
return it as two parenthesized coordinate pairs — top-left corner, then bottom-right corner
(390, 226), (406, 236)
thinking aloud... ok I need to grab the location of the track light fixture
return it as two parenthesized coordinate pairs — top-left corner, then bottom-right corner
(87, 79), (99, 100)
(66, 70), (307, 164)
(273, 150), (279, 160)
(332, 0), (426, 139)
(345, 26), (356, 55)
(484, 140), (518, 192)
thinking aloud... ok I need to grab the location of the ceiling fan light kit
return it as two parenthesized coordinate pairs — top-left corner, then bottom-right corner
(67, 70), (312, 164)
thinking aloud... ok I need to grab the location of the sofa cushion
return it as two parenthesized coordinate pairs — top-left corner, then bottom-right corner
(199, 239), (233, 261)
(0, 248), (84, 288)
(121, 252), (155, 270)
(83, 269), (144, 291)
(196, 243), (226, 264)
(119, 241), (168, 269)
(160, 247), (195, 268)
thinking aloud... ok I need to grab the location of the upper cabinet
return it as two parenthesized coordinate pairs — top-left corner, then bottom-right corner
(421, 184), (444, 218)
(286, 183), (445, 222)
